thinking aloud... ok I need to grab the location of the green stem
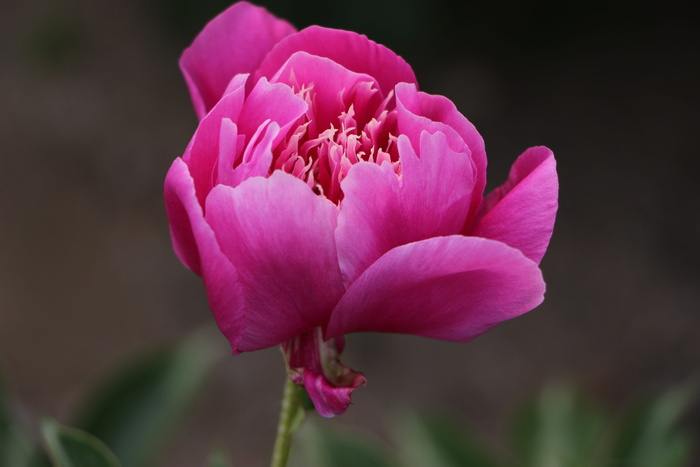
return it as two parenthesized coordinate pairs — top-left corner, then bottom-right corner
(269, 377), (301, 467)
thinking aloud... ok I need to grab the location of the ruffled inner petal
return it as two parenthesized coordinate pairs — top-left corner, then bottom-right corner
(395, 83), (487, 225)
(335, 130), (473, 285)
(256, 25), (417, 97)
(270, 52), (383, 133)
(184, 82), (249, 205)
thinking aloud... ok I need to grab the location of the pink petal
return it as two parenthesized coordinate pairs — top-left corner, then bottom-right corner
(218, 119), (279, 188)
(270, 52), (381, 131)
(395, 83), (487, 224)
(184, 81), (249, 204)
(282, 328), (365, 417)
(163, 159), (244, 349)
(237, 77), (308, 145)
(186, 77), (307, 203)
(303, 369), (365, 417)
(204, 172), (345, 352)
(255, 26), (417, 97)
(164, 159), (202, 274)
(470, 146), (558, 264)
(326, 236), (545, 342)
(336, 131), (473, 285)
(180, 1), (296, 118)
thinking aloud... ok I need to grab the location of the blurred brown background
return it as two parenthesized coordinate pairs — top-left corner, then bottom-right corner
(1, 0), (698, 465)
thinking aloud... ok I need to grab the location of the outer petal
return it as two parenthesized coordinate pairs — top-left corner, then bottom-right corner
(180, 1), (296, 118)
(164, 159), (202, 274)
(163, 159), (244, 349)
(205, 172), (345, 352)
(470, 147), (558, 264)
(256, 26), (417, 97)
(326, 236), (545, 342)
(336, 131), (473, 285)
(395, 83), (487, 224)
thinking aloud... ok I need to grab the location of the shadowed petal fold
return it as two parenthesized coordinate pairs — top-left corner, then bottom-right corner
(180, 1), (296, 118)
(327, 236), (545, 342)
(471, 146), (558, 264)
(205, 172), (345, 352)
(164, 159), (244, 349)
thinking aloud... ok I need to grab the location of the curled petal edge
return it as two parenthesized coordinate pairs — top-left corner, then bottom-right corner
(471, 146), (558, 264)
(282, 328), (366, 417)
(302, 368), (367, 418)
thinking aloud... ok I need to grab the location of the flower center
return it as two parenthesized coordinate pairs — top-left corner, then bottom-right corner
(271, 83), (400, 204)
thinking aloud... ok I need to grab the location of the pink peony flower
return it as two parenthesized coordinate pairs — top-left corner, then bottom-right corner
(165, 2), (558, 417)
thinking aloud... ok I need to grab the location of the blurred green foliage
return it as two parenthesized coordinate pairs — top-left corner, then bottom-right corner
(1, 376), (44, 467)
(74, 328), (220, 467)
(41, 419), (121, 467)
(1, 334), (695, 466)
(289, 381), (697, 467)
(0, 328), (221, 467)
(206, 447), (233, 467)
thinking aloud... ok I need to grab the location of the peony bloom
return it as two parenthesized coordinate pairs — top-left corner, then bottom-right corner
(165, 2), (558, 417)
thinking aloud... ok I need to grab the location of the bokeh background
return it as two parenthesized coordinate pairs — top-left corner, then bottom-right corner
(1, 0), (698, 465)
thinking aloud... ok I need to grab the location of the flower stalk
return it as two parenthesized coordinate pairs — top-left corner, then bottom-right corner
(270, 376), (304, 467)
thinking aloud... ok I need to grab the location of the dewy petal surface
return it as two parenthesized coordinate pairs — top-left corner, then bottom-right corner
(255, 25), (417, 96)
(336, 131), (473, 285)
(205, 172), (345, 352)
(163, 159), (244, 349)
(471, 146), (558, 264)
(180, 1), (296, 118)
(327, 236), (545, 342)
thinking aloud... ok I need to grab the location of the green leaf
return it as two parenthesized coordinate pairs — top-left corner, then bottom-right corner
(41, 418), (121, 467)
(74, 327), (222, 467)
(511, 383), (606, 467)
(611, 381), (697, 467)
(0, 375), (49, 467)
(291, 419), (397, 467)
(395, 410), (500, 467)
(207, 447), (232, 467)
